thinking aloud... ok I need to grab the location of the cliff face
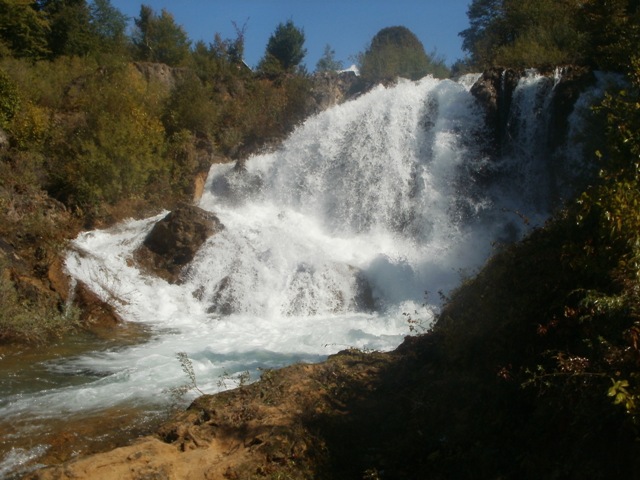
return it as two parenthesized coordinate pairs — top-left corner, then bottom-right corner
(470, 66), (596, 157)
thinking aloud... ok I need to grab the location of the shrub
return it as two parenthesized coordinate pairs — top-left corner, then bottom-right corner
(0, 68), (20, 128)
(49, 64), (168, 207)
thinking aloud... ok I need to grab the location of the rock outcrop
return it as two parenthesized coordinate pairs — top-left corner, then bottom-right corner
(133, 62), (186, 90)
(470, 67), (523, 156)
(309, 70), (363, 111)
(72, 280), (124, 329)
(134, 205), (224, 283)
(470, 66), (596, 157)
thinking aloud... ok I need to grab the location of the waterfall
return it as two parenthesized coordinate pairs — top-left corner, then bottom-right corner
(0, 71), (604, 477)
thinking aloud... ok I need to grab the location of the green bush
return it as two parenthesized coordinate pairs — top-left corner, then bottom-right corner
(0, 68), (20, 128)
(48, 64), (168, 207)
(163, 73), (218, 137)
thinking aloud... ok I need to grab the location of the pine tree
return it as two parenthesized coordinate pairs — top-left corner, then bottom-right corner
(315, 44), (343, 72)
(259, 20), (306, 75)
(133, 4), (190, 66)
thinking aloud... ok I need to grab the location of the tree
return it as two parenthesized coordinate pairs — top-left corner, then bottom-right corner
(315, 44), (343, 72)
(579, 0), (640, 71)
(133, 5), (190, 66)
(458, 0), (508, 68)
(493, 0), (585, 67)
(258, 20), (306, 75)
(457, 0), (636, 69)
(89, 0), (128, 53)
(39, 0), (96, 57)
(208, 20), (247, 66)
(50, 64), (167, 206)
(0, 0), (50, 59)
(359, 26), (447, 83)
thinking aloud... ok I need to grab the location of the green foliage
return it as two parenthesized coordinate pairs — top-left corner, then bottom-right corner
(259, 20), (306, 75)
(88, 0), (128, 55)
(579, 0), (640, 72)
(189, 30), (251, 86)
(459, 0), (504, 63)
(214, 74), (312, 156)
(0, 0), (50, 59)
(40, 0), (97, 57)
(1, 55), (97, 109)
(132, 4), (191, 66)
(0, 67), (19, 128)
(213, 20), (247, 66)
(608, 379), (637, 413)
(359, 26), (449, 83)
(461, 0), (586, 68)
(163, 73), (218, 137)
(315, 44), (343, 72)
(0, 0), (128, 60)
(8, 100), (51, 150)
(164, 129), (199, 196)
(48, 64), (168, 206)
(460, 0), (640, 71)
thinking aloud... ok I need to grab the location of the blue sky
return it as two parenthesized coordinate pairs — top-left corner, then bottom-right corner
(109, 1), (471, 70)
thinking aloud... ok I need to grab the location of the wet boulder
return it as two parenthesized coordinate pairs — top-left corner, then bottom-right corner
(135, 204), (224, 283)
(470, 67), (523, 156)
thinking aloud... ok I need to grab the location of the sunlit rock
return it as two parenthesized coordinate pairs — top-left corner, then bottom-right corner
(134, 204), (224, 283)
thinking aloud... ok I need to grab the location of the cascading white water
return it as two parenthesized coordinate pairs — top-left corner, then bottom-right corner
(0, 72), (602, 476)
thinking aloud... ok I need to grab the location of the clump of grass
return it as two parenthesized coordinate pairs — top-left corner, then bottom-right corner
(165, 351), (205, 404)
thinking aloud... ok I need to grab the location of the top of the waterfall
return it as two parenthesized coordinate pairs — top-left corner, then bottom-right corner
(457, 73), (482, 90)
(339, 64), (360, 76)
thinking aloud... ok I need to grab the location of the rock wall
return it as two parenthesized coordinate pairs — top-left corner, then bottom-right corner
(308, 70), (363, 111)
(471, 66), (595, 157)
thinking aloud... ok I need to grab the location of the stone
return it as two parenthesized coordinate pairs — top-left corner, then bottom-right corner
(134, 204), (224, 283)
(470, 67), (523, 156)
(73, 281), (123, 329)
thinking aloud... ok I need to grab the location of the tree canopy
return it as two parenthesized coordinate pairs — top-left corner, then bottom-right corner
(315, 44), (343, 72)
(0, 0), (51, 59)
(40, 0), (96, 57)
(359, 26), (449, 83)
(132, 4), (191, 66)
(89, 0), (128, 53)
(258, 20), (306, 75)
(460, 0), (640, 71)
